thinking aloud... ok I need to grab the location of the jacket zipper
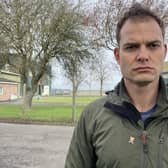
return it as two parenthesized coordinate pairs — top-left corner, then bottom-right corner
(157, 132), (164, 168)
(157, 122), (168, 168)
(140, 130), (148, 168)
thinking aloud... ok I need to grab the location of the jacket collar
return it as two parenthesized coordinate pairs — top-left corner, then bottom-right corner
(156, 76), (168, 107)
(104, 76), (168, 124)
(106, 76), (168, 107)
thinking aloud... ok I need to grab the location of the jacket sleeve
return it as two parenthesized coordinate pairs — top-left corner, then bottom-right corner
(64, 107), (96, 168)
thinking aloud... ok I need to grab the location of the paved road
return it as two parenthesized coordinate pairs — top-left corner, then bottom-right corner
(0, 123), (74, 168)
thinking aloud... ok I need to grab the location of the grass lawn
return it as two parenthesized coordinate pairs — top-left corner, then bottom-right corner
(33, 96), (100, 104)
(0, 96), (101, 124)
(0, 104), (84, 123)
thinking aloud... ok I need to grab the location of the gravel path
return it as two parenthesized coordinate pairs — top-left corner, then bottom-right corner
(0, 123), (74, 168)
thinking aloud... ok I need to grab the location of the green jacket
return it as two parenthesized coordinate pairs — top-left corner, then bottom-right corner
(65, 77), (168, 168)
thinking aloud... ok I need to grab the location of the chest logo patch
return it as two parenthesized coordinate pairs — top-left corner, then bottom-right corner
(129, 136), (135, 144)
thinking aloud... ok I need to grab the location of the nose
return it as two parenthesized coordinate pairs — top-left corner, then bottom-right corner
(136, 46), (149, 63)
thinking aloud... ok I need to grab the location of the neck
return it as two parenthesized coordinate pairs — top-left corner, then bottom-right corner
(124, 79), (159, 112)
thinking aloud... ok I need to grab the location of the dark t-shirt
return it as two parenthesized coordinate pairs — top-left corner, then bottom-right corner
(140, 105), (157, 121)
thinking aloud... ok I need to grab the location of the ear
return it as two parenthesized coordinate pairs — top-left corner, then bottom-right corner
(114, 48), (120, 64)
(164, 44), (167, 60)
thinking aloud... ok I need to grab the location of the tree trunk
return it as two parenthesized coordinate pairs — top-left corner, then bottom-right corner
(23, 90), (34, 110)
(100, 79), (103, 96)
(72, 80), (77, 123)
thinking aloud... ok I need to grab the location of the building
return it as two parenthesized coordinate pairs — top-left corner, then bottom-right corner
(0, 70), (21, 101)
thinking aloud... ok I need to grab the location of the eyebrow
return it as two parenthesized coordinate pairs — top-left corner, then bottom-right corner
(123, 40), (162, 47)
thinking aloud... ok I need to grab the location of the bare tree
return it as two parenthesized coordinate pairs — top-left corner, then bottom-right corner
(90, 49), (111, 96)
(80, 0), (168, 94)
(0, 0), (88, 109)
(0, 35), (9, 69)
(91, 0), (168, 51)
(61, 45), (92, 122)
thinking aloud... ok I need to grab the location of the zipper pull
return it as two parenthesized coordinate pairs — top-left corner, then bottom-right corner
(141, 131), (148, 153)
(159, 133), (165, 144)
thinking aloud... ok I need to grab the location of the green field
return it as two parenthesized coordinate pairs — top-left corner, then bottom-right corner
(0, 105), (83, 122)
(0, 96), (100, 124)
(33, 96), (99, 104)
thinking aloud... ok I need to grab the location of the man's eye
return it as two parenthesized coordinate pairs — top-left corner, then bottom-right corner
(125, 45), (138, 50)
(148, 43), (160, 49)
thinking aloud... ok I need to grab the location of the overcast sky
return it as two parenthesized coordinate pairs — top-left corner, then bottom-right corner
(51, 0), (168, 91)
(51, 49), (122, 91)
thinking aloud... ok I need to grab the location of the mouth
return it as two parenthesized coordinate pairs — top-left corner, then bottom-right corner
(133, 67), (154, 72)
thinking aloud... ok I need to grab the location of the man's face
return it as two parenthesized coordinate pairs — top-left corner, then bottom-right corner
(114, 18), (167, 86)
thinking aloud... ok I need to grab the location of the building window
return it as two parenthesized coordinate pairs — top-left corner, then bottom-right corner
(0, 87), (3, 95)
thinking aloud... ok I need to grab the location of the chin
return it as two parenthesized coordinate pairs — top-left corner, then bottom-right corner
(135, 80), (153, 87)
(126, 75), (157, 86)
(133, 76), (157, 86)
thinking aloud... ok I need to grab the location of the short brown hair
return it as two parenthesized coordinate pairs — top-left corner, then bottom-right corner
(116, 3), (165, 45)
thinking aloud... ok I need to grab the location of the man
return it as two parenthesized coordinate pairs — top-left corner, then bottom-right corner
(65, 3), (168, 168)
